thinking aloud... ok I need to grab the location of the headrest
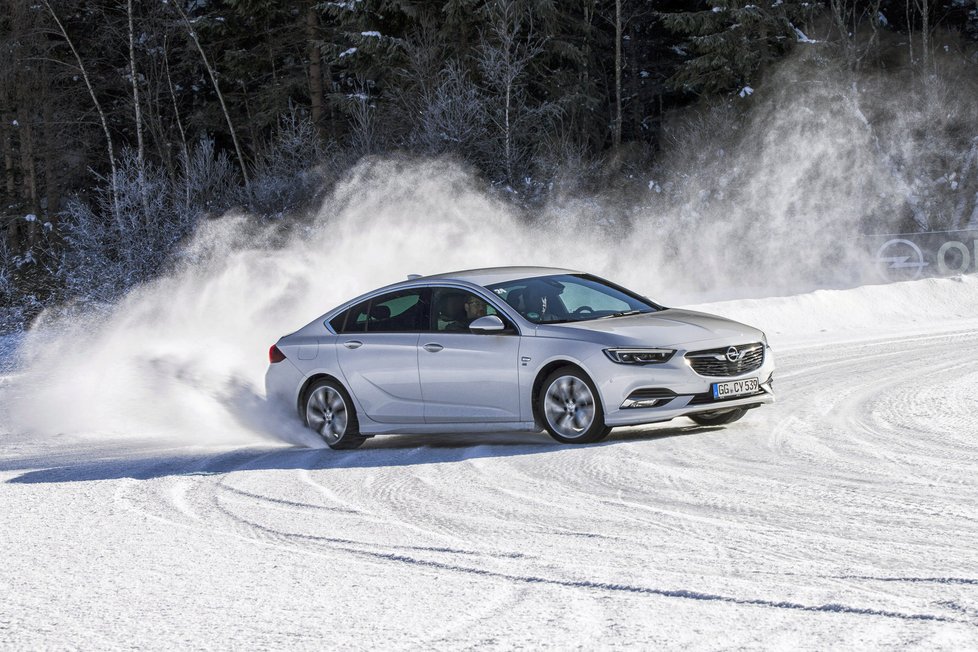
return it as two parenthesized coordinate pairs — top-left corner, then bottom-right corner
(369, 304), (391, 319)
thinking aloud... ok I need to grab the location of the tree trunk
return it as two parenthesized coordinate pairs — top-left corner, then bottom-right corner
(905, 0), (914, 68)
(306, 1), (323, 133)
(172, 0), (251, 191)
(163, 35), (191, 213)
(42, 99), (59, 224)
(504, 81), (512, 184)
(19, 120), (39, 249)
(613, 0), (622, 150)
(128, 0), (148, 215)
(2, 121), (14, 201)
(42, 0), (119, 219)
(918, 0), (929, 73)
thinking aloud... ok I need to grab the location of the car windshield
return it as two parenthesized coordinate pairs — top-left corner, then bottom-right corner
(486, 274), (663, 324)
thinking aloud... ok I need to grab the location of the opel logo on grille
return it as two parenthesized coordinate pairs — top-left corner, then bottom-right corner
(725, 346), (744, 363)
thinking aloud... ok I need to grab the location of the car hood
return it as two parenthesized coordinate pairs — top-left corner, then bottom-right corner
(535, 308), (764, 348)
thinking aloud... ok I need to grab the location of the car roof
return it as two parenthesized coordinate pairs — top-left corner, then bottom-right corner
(419, 266), (580, 287)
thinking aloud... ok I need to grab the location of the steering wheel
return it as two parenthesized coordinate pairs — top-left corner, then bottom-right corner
(572, 306), (595, 316)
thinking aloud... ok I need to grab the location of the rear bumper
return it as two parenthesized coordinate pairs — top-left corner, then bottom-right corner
(264, 358), (305, 411)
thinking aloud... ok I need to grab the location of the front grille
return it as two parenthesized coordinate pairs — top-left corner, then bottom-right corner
(685, 343), (764, 377)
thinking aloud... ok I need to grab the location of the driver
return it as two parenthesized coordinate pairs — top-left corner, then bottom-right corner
(464, 296), (487, 321)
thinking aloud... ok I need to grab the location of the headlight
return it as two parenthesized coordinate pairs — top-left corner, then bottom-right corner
(603, 348), (675, 364)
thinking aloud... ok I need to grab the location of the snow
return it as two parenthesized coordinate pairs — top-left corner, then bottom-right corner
(2, 276), (978, 647)
(0, 332), (21, 374)
(793, 26), (819, 44)
(360, 31), (381, 38)
(339, 47), (357, 58)
(740, 86), (754, 98)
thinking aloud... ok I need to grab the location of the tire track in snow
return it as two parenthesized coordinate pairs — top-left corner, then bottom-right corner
(107, 327), (978, 635)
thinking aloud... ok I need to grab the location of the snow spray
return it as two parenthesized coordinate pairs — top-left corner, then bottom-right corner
(3, 49), (974, 446)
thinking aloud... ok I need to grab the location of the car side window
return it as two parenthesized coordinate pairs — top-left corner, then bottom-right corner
(335, 290), (428, 334)
(328, 310), (350, 333)
(430, 288), (510, 332)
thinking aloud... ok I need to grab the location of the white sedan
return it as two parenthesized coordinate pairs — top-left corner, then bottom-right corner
(265, 267), (775, 449)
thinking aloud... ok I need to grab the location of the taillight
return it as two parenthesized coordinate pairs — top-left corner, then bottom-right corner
(269, 344), (286, 363)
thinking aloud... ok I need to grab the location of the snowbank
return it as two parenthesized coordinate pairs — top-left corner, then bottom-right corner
(692, 275), (978, 348)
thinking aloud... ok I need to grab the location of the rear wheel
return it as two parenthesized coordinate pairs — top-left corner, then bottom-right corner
(688, 407), (746, 426)
(539, 367), (611, 444)
(304, 379), (366, 450)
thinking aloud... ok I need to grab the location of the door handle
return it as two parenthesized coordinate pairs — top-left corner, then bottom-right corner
(343, 340), (363, 349)
(422, 343), (444, 353)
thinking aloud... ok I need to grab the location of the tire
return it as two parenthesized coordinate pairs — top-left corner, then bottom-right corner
(688, 407), (747, 426)
(303, 379), (366, 450)
(539, 367), (611, 444)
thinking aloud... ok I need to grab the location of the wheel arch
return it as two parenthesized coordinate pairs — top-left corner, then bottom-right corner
(296, 373), (349, 417)
(530, 360), (593, 426)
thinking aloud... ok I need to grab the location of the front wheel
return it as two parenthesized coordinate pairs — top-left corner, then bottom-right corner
(539, 367), (611, 444)
(688, 407), (746, 426)
(304, 379), (366, 450)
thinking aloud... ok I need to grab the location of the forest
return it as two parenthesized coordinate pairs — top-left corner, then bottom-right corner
(1, 0), (977, 331)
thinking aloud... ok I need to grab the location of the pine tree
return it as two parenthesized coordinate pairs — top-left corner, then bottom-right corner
(661, 0), (817, 95)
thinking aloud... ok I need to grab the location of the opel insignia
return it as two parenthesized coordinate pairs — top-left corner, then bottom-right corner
(265, 267), (775, 449)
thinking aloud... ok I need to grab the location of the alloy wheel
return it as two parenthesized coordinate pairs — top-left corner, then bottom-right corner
(543, 375), (596, 439)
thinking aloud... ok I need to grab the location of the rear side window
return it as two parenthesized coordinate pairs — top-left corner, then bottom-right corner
(332, 290), (428, 333)
(328, 311), (349, 333)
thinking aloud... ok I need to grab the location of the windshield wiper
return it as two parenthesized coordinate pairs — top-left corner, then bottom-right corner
(598, 309), (650, 320)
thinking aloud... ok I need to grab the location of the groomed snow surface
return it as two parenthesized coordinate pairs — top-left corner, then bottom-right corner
(2, 276), (978, 649)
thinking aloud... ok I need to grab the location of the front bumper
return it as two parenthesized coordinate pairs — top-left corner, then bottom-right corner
(592, 344), (776, 427)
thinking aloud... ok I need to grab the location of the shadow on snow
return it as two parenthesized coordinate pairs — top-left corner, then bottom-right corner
(3, 423), (720, 484)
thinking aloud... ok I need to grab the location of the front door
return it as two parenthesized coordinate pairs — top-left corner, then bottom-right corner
(418, 288), (522, 423)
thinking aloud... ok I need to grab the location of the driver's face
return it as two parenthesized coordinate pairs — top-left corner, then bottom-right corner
(465, 297), (487, 318)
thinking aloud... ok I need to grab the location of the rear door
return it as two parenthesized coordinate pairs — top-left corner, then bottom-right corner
(334, 289), (428, 424)
(418, 287), (522, 423)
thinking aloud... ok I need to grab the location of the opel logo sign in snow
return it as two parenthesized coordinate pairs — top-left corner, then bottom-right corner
(875, 239), (928, 280)
(869, 230), (978, 281)
(725, 346), (743, 363)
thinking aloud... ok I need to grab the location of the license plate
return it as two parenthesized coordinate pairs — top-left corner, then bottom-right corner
(712, 377), (759, 400)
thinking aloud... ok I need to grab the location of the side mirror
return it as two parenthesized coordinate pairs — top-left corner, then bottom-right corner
(469, 315), (506, 334)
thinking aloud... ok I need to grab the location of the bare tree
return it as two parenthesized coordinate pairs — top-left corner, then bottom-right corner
(127, 0), (149, 214)
(162, 34), (191, 213)
(913, 0), (930, 72)
(41, 0), (119, 219)
(346, 81), (374, 158)
(613, 0), (622, 151)
(477, 0), (545, 184)
(829, 0), (884, 69)
(419, 60), (487, 156)
(170, 0), (251, 191)
(306, 0), (324, 133)
(1, 123), (13, 200)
